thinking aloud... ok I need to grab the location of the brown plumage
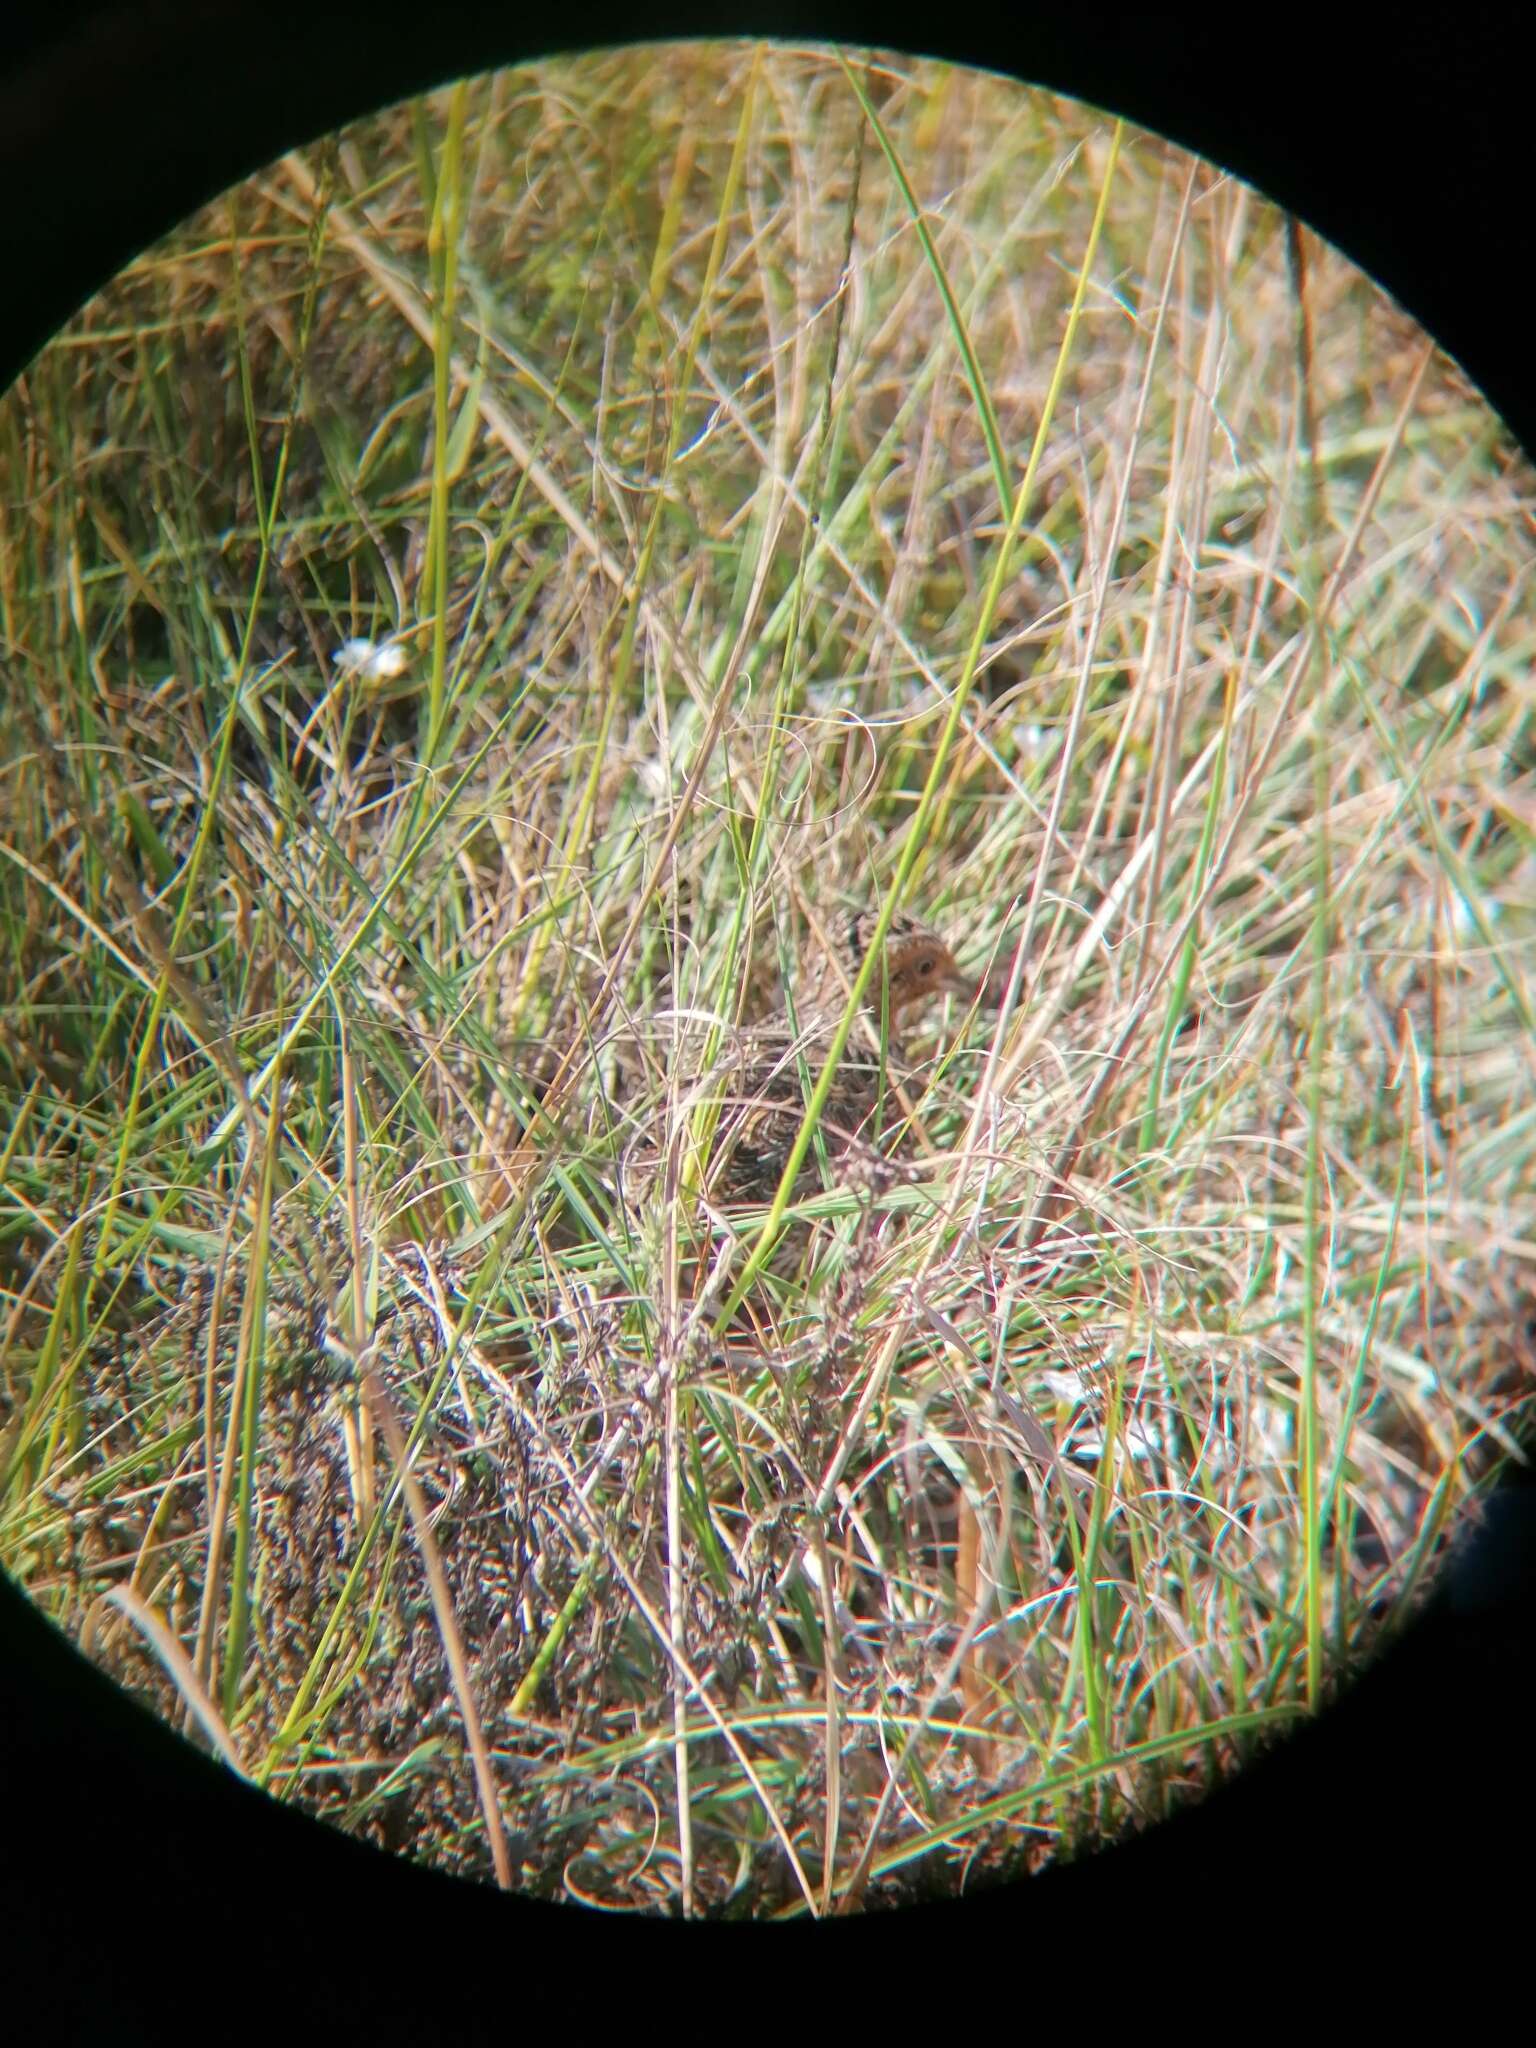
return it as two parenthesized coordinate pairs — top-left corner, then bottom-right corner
(798, 910), (977, 1028)
(630, 912), (977, 1212)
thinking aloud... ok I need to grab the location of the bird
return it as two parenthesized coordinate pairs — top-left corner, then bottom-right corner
(628, 910), (979, 1214)
(798, 909), (978, 1035)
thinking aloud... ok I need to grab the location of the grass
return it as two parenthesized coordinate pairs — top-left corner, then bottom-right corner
(1, 41), (1533, 1915)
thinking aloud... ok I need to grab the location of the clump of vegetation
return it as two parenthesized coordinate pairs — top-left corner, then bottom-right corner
(1, 43), (1531, 1914)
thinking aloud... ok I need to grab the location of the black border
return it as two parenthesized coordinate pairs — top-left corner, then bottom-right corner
(3, 7), (1533, 2032)
(5, 7), (1535, 455)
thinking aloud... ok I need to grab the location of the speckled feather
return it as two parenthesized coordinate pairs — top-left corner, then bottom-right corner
(628, 914), (976, 1210)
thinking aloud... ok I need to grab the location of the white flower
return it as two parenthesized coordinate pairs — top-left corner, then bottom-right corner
(333, 637), (409, 682)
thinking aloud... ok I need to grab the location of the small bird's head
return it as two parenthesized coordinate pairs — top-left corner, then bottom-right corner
(880, 921), (976, 1016)
(824, 910), (977, 1020)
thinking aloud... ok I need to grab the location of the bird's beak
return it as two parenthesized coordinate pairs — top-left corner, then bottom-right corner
(945, 964), (981, 1004)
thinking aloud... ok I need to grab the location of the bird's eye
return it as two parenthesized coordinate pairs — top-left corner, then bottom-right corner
(918, 956), (934, 976)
